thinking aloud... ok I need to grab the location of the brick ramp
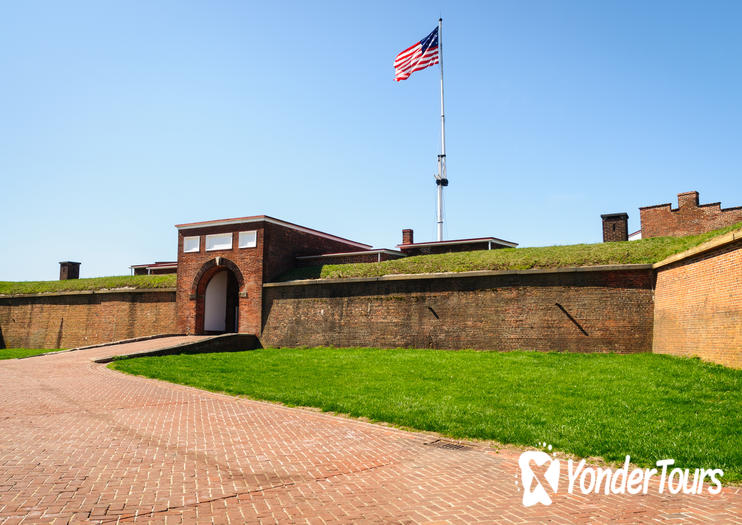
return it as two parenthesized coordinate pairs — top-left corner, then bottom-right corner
(0, 337), (739, 523)
(93, 333), (261, 363)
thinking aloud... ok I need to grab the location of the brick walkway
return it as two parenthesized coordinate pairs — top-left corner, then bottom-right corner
(0, 337), (739, 524)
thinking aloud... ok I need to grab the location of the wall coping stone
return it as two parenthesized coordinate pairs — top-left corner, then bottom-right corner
(0, 287), (177, 299)
(653, 228), (742, 269)
(263, 264), (654, 288)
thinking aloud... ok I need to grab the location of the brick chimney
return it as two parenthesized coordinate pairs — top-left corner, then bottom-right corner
(601, 213), (629, 242)
(59, 261), (81, 280)
(677, 191), (699, 209)
(402, 229), (414, 245)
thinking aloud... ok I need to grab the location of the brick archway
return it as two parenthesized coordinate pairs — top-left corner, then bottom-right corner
(192, 258), (246, 334)
(191, 257), (245, 297)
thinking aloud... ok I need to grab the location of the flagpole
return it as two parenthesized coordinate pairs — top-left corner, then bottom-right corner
(436, 17), (447, 241)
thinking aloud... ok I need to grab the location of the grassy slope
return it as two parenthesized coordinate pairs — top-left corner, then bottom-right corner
(111, 348), (742, 482)
(280, 222), (742, 281)
(0, 348), (61, 359)
(2, 223), (739, 291)
(0, 274), (177, 296)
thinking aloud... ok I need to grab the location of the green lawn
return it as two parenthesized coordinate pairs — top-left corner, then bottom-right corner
(280, 222), (742, 281)
(0, 348), (61, 359)
(110, 347), (742, 482)
(0, 274), (176, 296)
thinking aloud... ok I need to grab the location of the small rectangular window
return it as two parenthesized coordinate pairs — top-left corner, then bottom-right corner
(183, 236), (200, 253)
(238, 231), (257, 248)
(205, 233), (233, 251)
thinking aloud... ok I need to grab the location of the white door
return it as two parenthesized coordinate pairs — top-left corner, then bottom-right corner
(204, 271), (227, 332)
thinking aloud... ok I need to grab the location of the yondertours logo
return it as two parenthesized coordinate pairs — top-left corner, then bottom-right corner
(516, 443), (724, 507)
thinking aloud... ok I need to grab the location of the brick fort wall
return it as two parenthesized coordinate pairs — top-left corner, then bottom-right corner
(261, 267), (655, 353)
(653, 237), (742, 368)
(0, 290), (176, 349)
(3, 229), (739, 366)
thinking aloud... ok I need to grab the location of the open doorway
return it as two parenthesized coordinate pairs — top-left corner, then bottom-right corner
(203, 269), (239, 333)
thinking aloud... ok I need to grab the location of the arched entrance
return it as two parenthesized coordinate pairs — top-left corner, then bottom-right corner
(191, 257), (245, 335)
(202, 269), (239, 334)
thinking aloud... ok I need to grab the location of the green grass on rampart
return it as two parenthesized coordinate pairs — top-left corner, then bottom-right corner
(0, 274), (177, 296)
(279, 222), (742, 281)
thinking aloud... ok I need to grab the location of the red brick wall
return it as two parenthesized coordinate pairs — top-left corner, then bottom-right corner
(261, 267), (655, 353)
(0, 290), (175, 349)
(640, 192), (742, 238)
(653, 238), (742, 368)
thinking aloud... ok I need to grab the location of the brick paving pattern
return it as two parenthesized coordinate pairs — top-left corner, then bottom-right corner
(1, 337), (739, 524)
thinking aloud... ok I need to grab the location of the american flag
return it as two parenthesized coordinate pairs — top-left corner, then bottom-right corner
(394, 27), (439, 81)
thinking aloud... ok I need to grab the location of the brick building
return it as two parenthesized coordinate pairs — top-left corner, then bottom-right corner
(130, 261), (178, 275)
(602, 191), (742, 241)
(600, 213), (629, 242)
(174, 215), (372, 335)
(59, 261), (81, 280)
(296, 249), (405, 267)
(639, 191), (742, 238)
(397, 229), (516, 256)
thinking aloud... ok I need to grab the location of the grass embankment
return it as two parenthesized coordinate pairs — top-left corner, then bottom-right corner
(0, 274), (177, 296)
(280, 222), (742, 281)
(0, 348), (61, 359)
(111, 348), (742, 482)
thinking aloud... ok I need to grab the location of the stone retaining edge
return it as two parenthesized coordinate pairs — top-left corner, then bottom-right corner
(0, 287), (177, 299)
(264, 264), (654, 288)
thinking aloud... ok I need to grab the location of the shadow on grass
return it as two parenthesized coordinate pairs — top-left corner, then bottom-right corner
(276, 266), (323, 281)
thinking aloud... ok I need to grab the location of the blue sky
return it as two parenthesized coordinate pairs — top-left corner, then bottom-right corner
(1, 1), (740, 281)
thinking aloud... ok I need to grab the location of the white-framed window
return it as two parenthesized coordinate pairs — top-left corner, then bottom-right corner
(205, 233), (233, 251)
(183, 236), (200, 253)
(238, 230), (257, 248)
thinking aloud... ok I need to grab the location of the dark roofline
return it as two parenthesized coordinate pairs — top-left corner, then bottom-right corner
(175, 215), (371, 249)
(130, 262), (178, 269)
(397, 237), (518, 249)
(296, 249), (404, 260)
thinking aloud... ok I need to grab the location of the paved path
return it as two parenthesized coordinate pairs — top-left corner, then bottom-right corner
(0, 337), (739, 524)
